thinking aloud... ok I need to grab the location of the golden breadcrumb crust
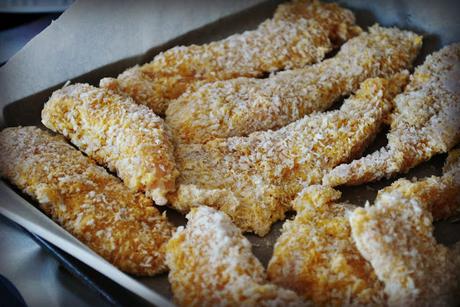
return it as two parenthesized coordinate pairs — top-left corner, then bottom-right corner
(268, 186), (385, 306)
(42, 83), (178, 205)
(349, 150), (460, 306)
(0, 127), (174, 276)
(325, 43), (460, 187)
(168, 74), (408, 236)
(377, 149), (460, 221)
(100, 0), (360, 115)
(273, 0), (360, 45)
(166, 25), (421, 144)
(166, 206), (307, 307)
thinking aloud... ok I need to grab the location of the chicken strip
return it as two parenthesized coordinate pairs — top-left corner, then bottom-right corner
(0, 127), (174, 276)
(377, 148), (460, 221)
(165, 206), (306, 307)
(324, 43), (460, 187)
(166, 25), (421, 144)
(100, 0), (361, 115)
(42, 83), (178, 205)
(349, 150), (460, 306)
(168, 73), (409, 236)
(267, 186), (385, 306)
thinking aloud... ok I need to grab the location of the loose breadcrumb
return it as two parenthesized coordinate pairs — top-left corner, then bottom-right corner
(42, 83), (178, 205)
(100, 0), (360, 115)
(324, 43), (460, 187)
(168, 74), (408, 236)
(349, 150), (460, 306)
(267, 186), (386, 306)
(0, 127), (174, 276)
(166, 25), (421, 144)
(165, 206), (307, 307)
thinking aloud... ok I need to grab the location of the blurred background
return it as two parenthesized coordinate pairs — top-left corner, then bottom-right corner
(0, 2), (144, 306)
(0, 0), (74, 65)
(0, 1), (459, 307)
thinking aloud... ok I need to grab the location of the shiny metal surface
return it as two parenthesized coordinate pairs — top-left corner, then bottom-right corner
(0, 215), (110, 306)
(0, 0), (459, 306)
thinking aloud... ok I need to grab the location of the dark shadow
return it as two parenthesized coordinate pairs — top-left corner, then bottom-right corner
(2, 0), (283, 127)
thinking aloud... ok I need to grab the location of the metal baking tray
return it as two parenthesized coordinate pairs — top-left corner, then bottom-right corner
(1, 0), (459, 306)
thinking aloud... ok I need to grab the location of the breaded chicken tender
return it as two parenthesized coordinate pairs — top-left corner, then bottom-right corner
(378, 149), (460, 221)
(42, 84), (178, 205)
(100, 0), (361, 115)
(324, 43), (460, 187)
(0, 127), (174, 276)
(166, 25), (421, 144)
(168, 73), (408, 236)
(165, 206), (307, 307)
(273, 0), (360, 45)
(349, 150), (460, 306)
(267, 186), (385, 306)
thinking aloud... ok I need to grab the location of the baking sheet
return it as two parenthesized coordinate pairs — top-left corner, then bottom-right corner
(0, 0), (459, 305)
(0, 0), (269, 125)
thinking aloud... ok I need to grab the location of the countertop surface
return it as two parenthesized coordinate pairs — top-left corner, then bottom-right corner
(1, 1), (459, 306)
(0, 10), (111, 307)
(0, 215), (110, 307)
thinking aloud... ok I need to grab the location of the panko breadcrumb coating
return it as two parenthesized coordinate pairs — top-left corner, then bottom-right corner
(165, 206), (307, 307)
(168, 73), (408, 236)
(324, 43), (460, 187)
(349, 150), (460, 306)
(377, 149), (460, 221)
(100, 0), (360, 115)
(0, 127), (174, 276)
(166, 25), (421, 144)
(42, 83), (178, 205)
(273, 0), (360, 45)
(267, 186), (386, 306)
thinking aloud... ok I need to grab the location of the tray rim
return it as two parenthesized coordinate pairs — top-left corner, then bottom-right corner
(0, 2), (281, 305)
(0, 181), (174, 307)
(1, 0), (460, 305)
